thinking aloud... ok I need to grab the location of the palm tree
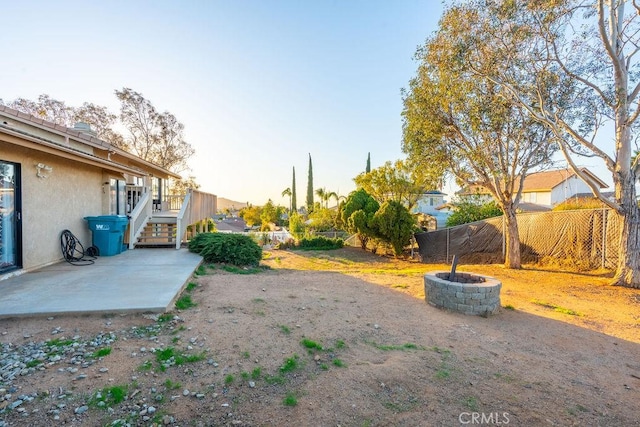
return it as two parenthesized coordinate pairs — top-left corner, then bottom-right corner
(282, 187), (292, 213)
(327, 191), (338, 208)
(315, 188), (326, 209)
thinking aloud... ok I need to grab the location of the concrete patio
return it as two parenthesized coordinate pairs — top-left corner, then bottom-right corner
(0, 248), (203, 318)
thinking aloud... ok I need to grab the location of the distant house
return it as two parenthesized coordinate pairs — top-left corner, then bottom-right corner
(215, 217), (249, 233)
(412, 191), (451, 229)
(457, 168), (609, 212)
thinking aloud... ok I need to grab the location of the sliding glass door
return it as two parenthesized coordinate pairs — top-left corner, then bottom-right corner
(0, 161), (21, 273)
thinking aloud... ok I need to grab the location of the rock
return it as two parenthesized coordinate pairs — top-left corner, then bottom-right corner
(249, 381), (256, 388)
(74, 405), (88, 414)
(183, 389), (190, 396)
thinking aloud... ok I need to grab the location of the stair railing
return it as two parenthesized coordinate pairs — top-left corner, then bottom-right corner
(175, 190), (193, 249)
(128, 191), (152, 249)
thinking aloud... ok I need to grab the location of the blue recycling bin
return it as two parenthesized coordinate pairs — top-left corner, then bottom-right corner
(84, 215), (129, 256)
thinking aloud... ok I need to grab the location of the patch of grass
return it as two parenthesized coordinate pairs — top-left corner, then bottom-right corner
(320, 363), (329, 370)
(91, 347), (112, 358)
(171, 337), (179, 344)
(25, 359), (42, 368)
(283, 392), (298, 406)
(252, 298), (266, 303)
(301, 339), (323, 351)
(463, 396), (479, 411)
(251, 367), (262, 380)
(241, 371), (250, 380)
(332, 358), (346, 368)
(280, 355), (300, 373)
(366, 341), (423, 351)
(279, 325), (291, 335)
(391, 283), (409, 289)
(335, 339), (346, 349)
(155, 347), (206, 370)
(225, 374), (235, 385)
(157, 313), (174, 323)
(90, 384), (129, 408)
(186, 281), (198, 292)
(194, 265), (208, 276)
(531, 299), (581, 316)
(164, 379), (181, 390)
(242, 351), (250, 359)
(265, 375), (286, 385)
(222, 265), (268, 274)
(46, 338), (75, 348)
(435, 368), (451, 379)
(175, 294), (197, 310)
(137, 360), (152, 371)
(503, 304), (516, 310)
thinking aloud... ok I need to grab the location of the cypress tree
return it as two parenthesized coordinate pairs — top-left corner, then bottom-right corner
(306, 153), (314, 212)
(366, 152), (371, 173)
(291, 166), (297, 212)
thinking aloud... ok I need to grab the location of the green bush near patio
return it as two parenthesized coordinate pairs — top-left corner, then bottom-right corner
(189, 233), (262, 266)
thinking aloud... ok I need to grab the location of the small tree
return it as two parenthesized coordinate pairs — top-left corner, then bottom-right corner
(288, 211), (305, 239)
(307, 207), (337, 232)
(445, 198), (503, 227)
(306, 154), (314, 213)
(341, 189), (380, 250)
(373, 201), (416, 257)
(366, 152), (371, 173)
(239, 205), (262, 227)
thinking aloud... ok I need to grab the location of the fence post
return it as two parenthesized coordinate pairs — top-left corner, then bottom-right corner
(502, 216), (506, 258)
(602, 208), (607, 269)
(446, 228), (450, 263)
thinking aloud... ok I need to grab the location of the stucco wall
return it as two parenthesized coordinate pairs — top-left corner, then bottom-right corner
(0, 141), (109, 271)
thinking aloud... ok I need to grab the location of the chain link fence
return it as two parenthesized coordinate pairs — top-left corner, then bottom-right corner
(415, 208), (622, 269)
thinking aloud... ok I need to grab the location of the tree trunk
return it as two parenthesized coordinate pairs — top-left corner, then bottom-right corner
(503, 208), (521, 269)
(612, 188), (640, 288)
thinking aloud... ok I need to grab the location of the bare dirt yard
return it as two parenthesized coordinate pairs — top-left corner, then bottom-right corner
(1, 247), (639, 426)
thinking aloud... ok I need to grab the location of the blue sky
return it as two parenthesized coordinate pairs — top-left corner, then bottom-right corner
(2, 0), (445, 205)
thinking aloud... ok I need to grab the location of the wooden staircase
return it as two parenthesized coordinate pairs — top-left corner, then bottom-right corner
(136, 217), (179, 247)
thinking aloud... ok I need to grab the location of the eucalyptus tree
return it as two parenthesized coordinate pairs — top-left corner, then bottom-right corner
(402, 4), (557, 268)
(116, 87), (194, 173)
(445, 0), (640, 287)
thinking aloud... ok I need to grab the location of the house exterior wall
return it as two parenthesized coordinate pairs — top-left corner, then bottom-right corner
(521, 191), (552, 207)
(413, 194), (445, 215)
(550, 176), (592, 205)
(0, 141), (109, 271)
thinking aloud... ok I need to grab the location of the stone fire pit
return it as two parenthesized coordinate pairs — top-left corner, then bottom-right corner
(424, 271), (501, 316)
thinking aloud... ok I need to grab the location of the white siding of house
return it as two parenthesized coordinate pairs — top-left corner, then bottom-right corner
(550, 175), (593, 205)
(522, 191), (552, 207)
(413, 194), (445, 215)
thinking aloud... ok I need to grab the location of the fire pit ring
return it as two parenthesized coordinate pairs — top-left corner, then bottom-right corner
(424, 271), (501, 316)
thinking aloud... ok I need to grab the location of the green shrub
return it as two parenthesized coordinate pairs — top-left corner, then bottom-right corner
(189, 233), (262, 266)
(296, 236), (344, 250)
